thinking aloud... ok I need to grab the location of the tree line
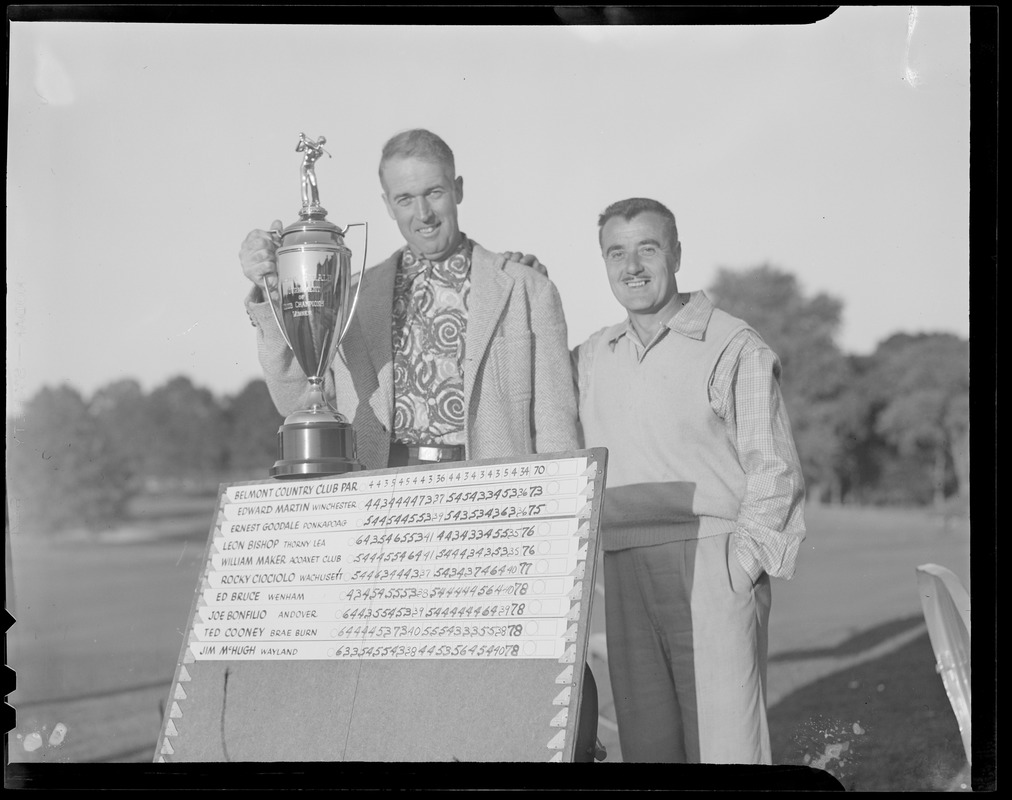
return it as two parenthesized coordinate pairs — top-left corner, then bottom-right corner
(7, 377), (284, 534)
(6, 265), (969, 534)
(709, 265), (969, 510)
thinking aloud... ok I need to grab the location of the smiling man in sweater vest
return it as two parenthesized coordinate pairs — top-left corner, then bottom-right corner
(573, 197), (807, 764)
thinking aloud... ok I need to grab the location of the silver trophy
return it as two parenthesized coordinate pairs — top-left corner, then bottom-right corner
(263, 133), (368, 478)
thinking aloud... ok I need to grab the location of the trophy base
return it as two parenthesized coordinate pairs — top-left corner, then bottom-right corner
(270, 416), (363, 479)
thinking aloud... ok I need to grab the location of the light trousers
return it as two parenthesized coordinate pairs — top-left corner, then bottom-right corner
(604, 533), (772, 763)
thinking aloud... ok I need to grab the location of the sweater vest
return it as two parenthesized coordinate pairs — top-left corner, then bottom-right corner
(579, 307), (750, 551)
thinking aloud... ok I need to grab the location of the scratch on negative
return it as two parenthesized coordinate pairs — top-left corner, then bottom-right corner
(221, 667), (232, 762)
(904, 6), (920, 86)
(175, 542), (188, 567)
(172, 322), (200, 338)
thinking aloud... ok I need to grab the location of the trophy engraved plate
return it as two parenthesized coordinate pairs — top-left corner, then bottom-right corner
(264, 133), (368, 479)
(278, 247), (348, 381)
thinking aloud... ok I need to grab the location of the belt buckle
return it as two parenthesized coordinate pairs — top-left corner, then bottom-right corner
(415, 445), (443, 463)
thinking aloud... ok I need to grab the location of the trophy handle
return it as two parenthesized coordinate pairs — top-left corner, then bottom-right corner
(337, 221), (369, 345)
(261, 276), (295, 352)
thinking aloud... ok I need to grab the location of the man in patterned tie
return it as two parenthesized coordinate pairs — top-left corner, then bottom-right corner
(572, 197), (807, 764)
(239, 128), (601, 761)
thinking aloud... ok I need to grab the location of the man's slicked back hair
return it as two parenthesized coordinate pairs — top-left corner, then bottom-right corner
(598, 197), (678, 245)
(379, 129), (456, 180)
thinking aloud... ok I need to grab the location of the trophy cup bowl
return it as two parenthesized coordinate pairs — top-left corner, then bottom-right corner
(263, 134), (367, 478)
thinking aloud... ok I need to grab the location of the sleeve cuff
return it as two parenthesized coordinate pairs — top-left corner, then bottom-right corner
(245, 286), (272, 328)
(732, 530), (765, 583)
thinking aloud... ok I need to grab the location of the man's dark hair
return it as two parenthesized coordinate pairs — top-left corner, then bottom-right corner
(597, 197), (678, 245)
(379, 129), (456, 180)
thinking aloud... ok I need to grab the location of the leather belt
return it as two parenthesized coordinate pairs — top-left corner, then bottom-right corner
(389, 441), (465, 466)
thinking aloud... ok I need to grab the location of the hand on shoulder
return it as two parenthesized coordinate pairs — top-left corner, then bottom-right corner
(502, 251), (549, 279)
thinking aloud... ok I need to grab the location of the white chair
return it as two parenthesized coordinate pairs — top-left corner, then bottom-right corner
(915, 563), (971, 765)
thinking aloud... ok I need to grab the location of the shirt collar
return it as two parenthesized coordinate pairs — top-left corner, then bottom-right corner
(400, 234), (472, 278)
(607, 291), (715, 346)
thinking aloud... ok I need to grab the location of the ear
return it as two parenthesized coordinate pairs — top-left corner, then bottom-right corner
(671, 241), (682, 274)
(381, 192), (396, 221)
(454, 175), (464, 204)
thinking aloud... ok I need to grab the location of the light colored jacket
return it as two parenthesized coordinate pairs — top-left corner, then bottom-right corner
(246, 242), (578, 470)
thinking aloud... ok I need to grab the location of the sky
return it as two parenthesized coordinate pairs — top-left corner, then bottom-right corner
(7, 7), (973, 414)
